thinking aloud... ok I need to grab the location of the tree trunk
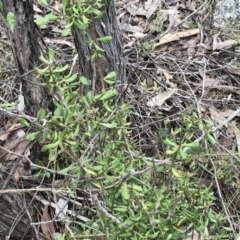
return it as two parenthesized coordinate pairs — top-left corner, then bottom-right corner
(72, 0), (126, 94)
(1, 0), (50, 238)
(1, 0), (52, 117)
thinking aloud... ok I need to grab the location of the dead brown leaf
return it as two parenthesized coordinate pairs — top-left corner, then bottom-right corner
(41, 205), (55, 240)
(186, 0), (197, 11)
(0, 129), (30, 162)
(0, 123), (21, 141)
(121, 23), (144, 33)
(145, 0), (161, 18)
(220, 109), (240, 118)
(33, 4), (42, 13)
(126, 3), (147, 16)
(156, 66), (177, 88)
(146, 89), (176, 107)
(199, 70), (221, 87)
(14, 158), (30, 182)
(154, 28), (200, 47)
(213, 36), (238, 50)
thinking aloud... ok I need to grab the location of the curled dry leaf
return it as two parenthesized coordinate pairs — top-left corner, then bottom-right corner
(33, 4), (42, 13)
(41, 205), (55, 240)
(126, 3), (147, 16)
(14, 158), (31, 182)
(199, 70), (221, 87)
(146, 89), (176, 107)
(156, 66), (177, 88)
(213, 36), (238, 50)
(120, 23), (144, 33)
(154, 28), (200, 48)
(145, 0), (161, 18)
(1, 129), (30, 161)
(0, 123), (21, 141)
(56, 198), (68, 219)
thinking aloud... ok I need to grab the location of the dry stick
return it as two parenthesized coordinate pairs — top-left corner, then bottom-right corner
(197, 59), (208, 115)
(91, 192), (121, 225)
(25, 202), (40, 240)
(31, 195), (98, 229)
(210, 158), (235, 233)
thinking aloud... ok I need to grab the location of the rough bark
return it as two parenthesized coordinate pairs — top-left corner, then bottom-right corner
(1, 0), (52, 117)
(0, 172), (33, 239)
(72, 0), (126, 94)
(1, 1), (50, 238)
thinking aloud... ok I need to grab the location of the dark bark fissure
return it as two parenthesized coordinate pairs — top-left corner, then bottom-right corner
(2, 0), (52, 117)
(0, 172), (33, 239)
(73, 0), (126, 94)
(1, 0), (50, 238)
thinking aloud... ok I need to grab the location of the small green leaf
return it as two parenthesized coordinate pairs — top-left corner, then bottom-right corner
(41, 140), (60, 152)
(103, 78), (115, 85)
(17, 118), (30, 127)
(62, 27), (71, 36)
(99, 89), (118, 100)
(48, 13), (60, 21)
(114, 207), (128, 213)
(36, 108), (45, 121)
(83, 167), (97, 176)
(48, 150), (56, 161)
(6, 12), (15, 32)
(104, 71), (116, 80)
(198, 121), (204, 131)
(132, 184), (143, 192)
(37, 0), (48, 5)
(147, 231), (160, 239)
(74, 20), (87, 32)
(34, 15), (50, 26)
(92, 8), (103, 18)
(80, 76), (91, 85)
(205, 132), (216, 145)
(53, 64), (69, 73)
(64, 21), (74, 29)
(58, 165), (73, 173)
(62, 0), (68, 14)
(36, 65), (50, 73)
(100, 122), (117, 128)
(48, 48), (55, 63)
(178, 148), (187, 160)
(185, 132), (194, 140)
(39, 55), (49, 64)
(81, 15), (89, 25)
(64, 109), (73, 125)
(163, 138), (178, 147)
(89, 165), (103, 171)
(97, 36), (112, 44)
(172, 168), (184, 178)
(121, 182), (130, 200)
(105, 175), (116, 183)
(173, 127), (182, 135)
(183, 141), (199, 148)
(63, 74), (77, 83)
(26, 131), (40, 141)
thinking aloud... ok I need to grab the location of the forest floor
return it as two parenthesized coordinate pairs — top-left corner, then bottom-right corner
(117, 2), (240, 238)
